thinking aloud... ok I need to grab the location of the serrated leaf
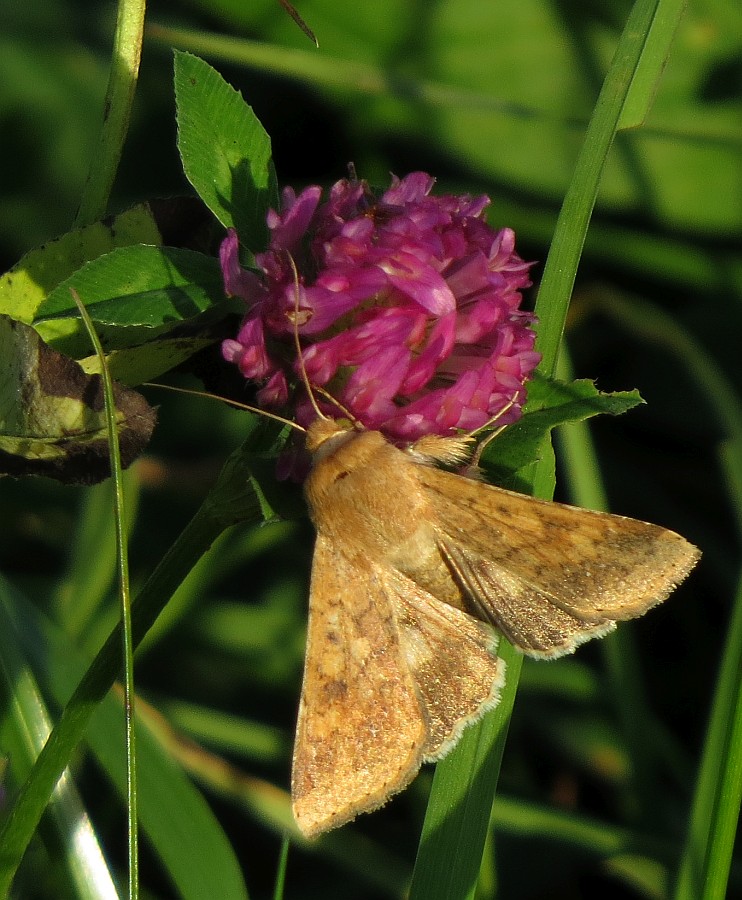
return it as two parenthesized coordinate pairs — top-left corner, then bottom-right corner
(0, 316), (156, 483)
(33, 245), (231, 360)
(483, 376), (643, 486)
(0, 204), (162, 324)
(174, 51), (278, 249)
(526, 374), (644, 419)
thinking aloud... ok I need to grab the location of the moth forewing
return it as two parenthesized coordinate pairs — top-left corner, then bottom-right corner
(291, 538), (428, 838)
(414, 457), (700, 657)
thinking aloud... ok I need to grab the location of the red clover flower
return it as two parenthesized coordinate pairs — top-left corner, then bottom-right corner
(222, 172), (540, 444)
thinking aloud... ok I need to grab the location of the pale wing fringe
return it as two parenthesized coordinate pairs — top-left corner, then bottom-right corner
(438, 539), (617, 656)
(388, 569), (504, 760)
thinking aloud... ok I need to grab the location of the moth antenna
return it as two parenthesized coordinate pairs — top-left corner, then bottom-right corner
(285, 252), (329, 424)
(468, 390), (520, 468)
(285, 253), (364, 430)
(312, 384), (363, 429)
(143, 382), (305, 433)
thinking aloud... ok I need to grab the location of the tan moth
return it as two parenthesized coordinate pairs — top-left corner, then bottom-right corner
(211, 213), (699, 837)
(290, 412), (699, 837)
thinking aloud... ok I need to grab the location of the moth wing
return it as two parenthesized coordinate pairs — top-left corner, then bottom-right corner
(417, 465), (700, 657)
(292, 536), (427, 838)
(388, 570), (505, 761)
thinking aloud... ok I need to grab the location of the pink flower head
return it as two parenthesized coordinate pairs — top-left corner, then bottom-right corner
(222, 172), (540, 443)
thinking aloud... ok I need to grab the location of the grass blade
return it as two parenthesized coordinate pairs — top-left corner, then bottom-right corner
(409, 0), (686, 896)
(72, 289), (139, 898)
(588, 291), (742, 900)
(0, 589), (118, 899)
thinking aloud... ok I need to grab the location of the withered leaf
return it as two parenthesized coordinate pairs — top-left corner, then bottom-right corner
(0, 315), (156, 484)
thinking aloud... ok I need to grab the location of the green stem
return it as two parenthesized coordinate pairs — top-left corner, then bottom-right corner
(673, 573), (742, 900)
(554, 348), (661, 828)
(533, 0), (664, 372)
(409, 649), (523, 900)
(272, 836), (290, 900)
(0, 594), (118, 898)
(75, 0), (147, 226)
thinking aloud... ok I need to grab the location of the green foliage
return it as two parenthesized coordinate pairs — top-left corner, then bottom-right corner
(0, 0), (739, 898)
(175, 50), (279, 246)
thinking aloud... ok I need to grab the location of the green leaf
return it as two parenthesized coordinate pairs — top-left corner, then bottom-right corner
(490, 793), (670, 860)
(174, 51), (278, 249)
(0, 316), (156, 483)
(33, 245), (231, 361)
(82, 335), (222, 387)
(157, 699), (288, 763)
(409, 642), (524, 900)
(483, 376), (643, 488)
(618, 0), (687, 129)
(606, 853), (668, 899)
(0, 204), (162, 324)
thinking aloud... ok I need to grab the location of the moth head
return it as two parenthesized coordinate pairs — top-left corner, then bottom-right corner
(304, 418), (393, 498)
(305, 417), (357, 458)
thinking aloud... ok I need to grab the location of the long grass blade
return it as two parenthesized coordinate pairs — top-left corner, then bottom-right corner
(72, 288), (139, 898)
(409, 1), (685, 896)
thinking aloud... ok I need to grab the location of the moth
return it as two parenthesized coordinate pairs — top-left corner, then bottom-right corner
(291, 415), (700, 838)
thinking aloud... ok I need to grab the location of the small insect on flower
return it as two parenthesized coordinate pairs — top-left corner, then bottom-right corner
(222, 172), (700, 838)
